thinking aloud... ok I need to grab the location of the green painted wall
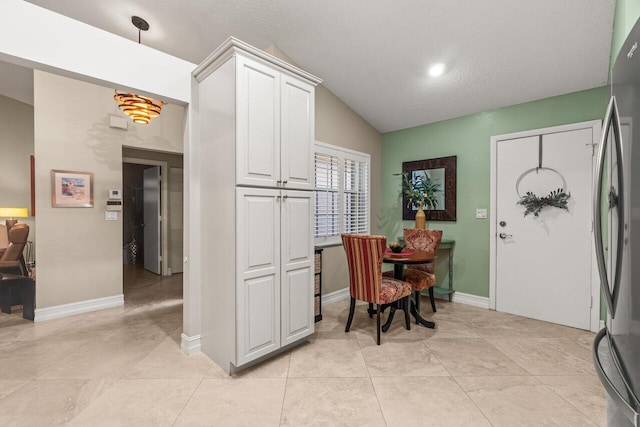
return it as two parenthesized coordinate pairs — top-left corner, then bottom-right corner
(381, 86), (609, 298)
(611, 0), (640, 70)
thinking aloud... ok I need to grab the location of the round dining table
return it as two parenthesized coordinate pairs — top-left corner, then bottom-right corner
(382, 249), (437, 330)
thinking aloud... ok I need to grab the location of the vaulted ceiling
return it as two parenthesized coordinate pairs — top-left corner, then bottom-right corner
(11, 1), (616, 133)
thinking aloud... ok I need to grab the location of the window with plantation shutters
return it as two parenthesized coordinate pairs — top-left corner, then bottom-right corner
(314, 152), (339, 240)
(343, 158), (368, 234)
(314, 142), (370, 246)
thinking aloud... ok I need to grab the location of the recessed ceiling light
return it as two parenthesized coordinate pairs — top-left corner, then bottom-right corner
(429, 63), (446, 77)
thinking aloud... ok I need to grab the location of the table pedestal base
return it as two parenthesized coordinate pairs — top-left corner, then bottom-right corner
(381, 297), (411, 332)
(410, 302), (435, 329)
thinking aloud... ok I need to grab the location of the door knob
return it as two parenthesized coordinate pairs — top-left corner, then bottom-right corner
(499, 233), (512, 239)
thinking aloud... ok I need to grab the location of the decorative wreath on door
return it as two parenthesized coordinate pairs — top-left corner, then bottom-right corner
(515, 136), (571, 217)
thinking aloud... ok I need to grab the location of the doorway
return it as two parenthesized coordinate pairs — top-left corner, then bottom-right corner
(489, 121), (601, 332)
(122, 149), (184, 278)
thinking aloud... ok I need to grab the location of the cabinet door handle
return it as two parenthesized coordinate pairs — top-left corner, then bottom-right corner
(276, 180), (282, 186)
(282, 180), (288, 185)
(276, 195), (281, 202)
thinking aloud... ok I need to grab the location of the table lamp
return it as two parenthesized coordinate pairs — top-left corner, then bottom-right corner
(0, 207), (29, 231)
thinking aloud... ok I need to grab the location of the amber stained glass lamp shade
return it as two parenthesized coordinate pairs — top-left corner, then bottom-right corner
(113, 91), (163, 124)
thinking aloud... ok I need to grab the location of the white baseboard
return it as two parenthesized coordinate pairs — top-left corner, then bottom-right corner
(181, 333), (201, 355)
(322, 287), (350, 306)
(34, 294), (124, 322)
(451, 292), (490, 309)
(322, 287), (491, 311)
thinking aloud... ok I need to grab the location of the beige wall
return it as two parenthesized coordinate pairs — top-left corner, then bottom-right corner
(265, 45), (383, 295)
(0, 94), (35, 245)
(33, 71), (185, 309)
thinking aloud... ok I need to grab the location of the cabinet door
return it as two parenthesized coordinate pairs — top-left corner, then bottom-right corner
(280, 75), (315, 190)
(236, 188), (281, 365)
(236, 56), (281, 188)
(280, 190), (314, 345)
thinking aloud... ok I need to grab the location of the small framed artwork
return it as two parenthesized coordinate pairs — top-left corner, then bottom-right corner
(51, 170), (94, 208)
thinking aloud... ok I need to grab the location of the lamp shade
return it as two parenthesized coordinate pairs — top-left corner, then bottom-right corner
(114, 91), (163, 124)
(0, 207), (28, 218)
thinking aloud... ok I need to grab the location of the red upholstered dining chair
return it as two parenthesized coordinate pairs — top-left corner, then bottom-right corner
(404, 228), (443, 313)
(341, 234), (412, 345)
(384, 228), (443, 317)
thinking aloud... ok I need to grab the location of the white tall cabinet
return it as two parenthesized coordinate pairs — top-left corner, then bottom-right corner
(193, 37), (321, 374)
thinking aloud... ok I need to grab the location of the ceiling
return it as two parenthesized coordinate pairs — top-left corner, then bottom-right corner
(8, 0), (615, 133)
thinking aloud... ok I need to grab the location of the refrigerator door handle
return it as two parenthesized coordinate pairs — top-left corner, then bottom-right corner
(594, 96), (625, 317)
(593, 329), (640, 427)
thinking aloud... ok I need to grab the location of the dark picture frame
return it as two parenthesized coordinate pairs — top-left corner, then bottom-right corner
(402, 156), (457, 221)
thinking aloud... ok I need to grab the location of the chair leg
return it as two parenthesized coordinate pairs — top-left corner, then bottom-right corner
(345, 297), (356, 332)
(376, 304), (381, 345)
(368, 303), (374, 318)
(19, 255), (28, 277)
(414, 290), (421, 324)
(429, 287), (437, 312)
(404, 296), (411, 330)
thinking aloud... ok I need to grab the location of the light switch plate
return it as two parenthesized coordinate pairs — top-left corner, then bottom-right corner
(476, 208), (487, 219)
(105, 211), (118, 221)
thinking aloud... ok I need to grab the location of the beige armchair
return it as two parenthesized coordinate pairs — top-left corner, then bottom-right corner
(0, 223), (29, 276)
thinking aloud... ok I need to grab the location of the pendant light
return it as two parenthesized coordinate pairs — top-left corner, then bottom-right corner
(114, 16), (163, 125)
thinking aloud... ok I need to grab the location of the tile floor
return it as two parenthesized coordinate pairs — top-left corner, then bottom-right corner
(0, 267), (605, 426)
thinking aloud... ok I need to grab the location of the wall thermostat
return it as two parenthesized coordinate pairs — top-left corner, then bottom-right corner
(107, 200), (122, 211)
(109, 189), (122, 200)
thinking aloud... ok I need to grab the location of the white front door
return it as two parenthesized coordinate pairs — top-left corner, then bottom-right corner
(494, 123), (598, 330)
(143, 166), (161, 275)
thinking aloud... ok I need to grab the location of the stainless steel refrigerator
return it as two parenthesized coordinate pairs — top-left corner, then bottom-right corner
(593, 17), (640, 427)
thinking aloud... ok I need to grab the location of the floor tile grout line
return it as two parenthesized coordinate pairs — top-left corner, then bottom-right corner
(420, 339), (454, 377)
(449, 376), (496, 427)
(368, 376), (389, 426)
(533, 374), (604, 421)
(479, 336), (538, 376)
(169, 376), (205, 427)
(279, 353), (293, 426)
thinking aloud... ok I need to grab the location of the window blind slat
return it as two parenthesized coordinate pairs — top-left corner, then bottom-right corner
(314, 152), (340, 238)
(314, 145), (369, 241)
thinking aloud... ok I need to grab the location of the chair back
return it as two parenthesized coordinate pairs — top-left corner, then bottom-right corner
(0, 223), (29, 262)
(341, 234), (386, 304)
(403, 228), (443, 253)
(0, 224), (7, 250)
